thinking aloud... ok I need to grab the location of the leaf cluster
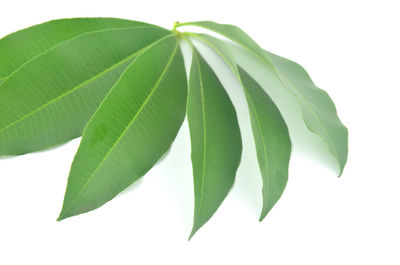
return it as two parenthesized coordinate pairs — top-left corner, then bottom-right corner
(0, 18), (348, 238)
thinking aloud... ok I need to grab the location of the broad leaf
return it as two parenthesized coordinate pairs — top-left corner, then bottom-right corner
(0, 27), (170, 155)
(178, 21), (348, 175)
(188, 33), (291, 220)
(187, 48), (242, 239)
(58, 35), (187, 220)
(0, 17), (154, 79)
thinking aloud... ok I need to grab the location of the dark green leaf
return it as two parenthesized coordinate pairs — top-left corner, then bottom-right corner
(187, 48), (242, 239)
(58, 35), (187, 220)
(178, 21), (348, 175)
(0, 27), (170, 155)
(0, 17), (154, 79)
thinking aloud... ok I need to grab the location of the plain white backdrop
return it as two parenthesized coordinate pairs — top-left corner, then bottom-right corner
(1, 0), (399, 264)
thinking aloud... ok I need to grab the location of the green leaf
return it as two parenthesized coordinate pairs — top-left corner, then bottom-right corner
(187, 33), (291, 220)
(58, 35), (187, 220)
(187, 48), (242, 239)
(177, 21), (348, 175)
(0, 26), (170, 156)
(238, 66), (291, 220)
(264, 52), (347, 175)
(0, 17), (154, 79)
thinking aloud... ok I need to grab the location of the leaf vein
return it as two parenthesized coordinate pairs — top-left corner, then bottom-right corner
(0, 34), (173, 133)
(59, 36), (178, 218)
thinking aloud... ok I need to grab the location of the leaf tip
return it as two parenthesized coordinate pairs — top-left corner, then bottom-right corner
(188, 227), (199, 241)
(57, 212), (67, 222)
(259, 204), (273, 222)
(56, 209), (69, 222)
(259, 213), (266, 222)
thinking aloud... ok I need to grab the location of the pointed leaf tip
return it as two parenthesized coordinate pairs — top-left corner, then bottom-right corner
(187, 48), (242, 237)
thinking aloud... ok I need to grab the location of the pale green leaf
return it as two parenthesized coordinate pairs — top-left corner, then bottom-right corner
(58, 35), (187, 220)
(0, 27), (170, 155)
(187, 48), (242, 239)
(177, 21), (348, 175)
(0, 17), (154, 79)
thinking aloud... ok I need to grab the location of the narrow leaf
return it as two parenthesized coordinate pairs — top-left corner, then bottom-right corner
(188, 33), (291, 220)
(238, 66), (291, 220)
(0, 27), (170, 155)
(187, 48), (242, 239)
(179, 21), (348, 175)
(58, 35), (187, 220)
(0, 17), (154, 79)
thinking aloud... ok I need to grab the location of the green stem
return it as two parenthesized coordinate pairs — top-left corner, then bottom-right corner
(172, 21), (182, 38)
(174, 21), (191, 28)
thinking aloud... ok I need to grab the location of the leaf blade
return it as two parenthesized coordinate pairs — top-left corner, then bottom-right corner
(0, 27), (170, 155)
(238, 66), (291, 220)
(188, 33), (291, 220)
(58, 35), (187, 220)
(187, 48), (242, 238)
(180, 21), (348, 174)
(0, 17), (155, 79)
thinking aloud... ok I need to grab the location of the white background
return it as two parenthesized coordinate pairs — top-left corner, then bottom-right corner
(1, 0), (399, 264)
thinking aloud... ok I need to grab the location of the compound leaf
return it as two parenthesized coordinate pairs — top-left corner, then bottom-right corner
(187, 48), (242, 239)
(0, 26), (170, 155)
(0, 17), (154, 79)
(58, 35), (187, 220)
(178, 21), (348, 175)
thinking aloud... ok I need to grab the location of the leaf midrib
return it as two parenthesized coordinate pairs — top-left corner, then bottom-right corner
(59, 37), (179, 218)
(194, 51), (208, 226)
(0, 33), (173, 133)
(243, 89), (271, 215)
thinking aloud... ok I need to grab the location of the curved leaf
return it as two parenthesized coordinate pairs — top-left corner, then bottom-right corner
(188, 33), (291, 220)
(58, 35), (187, 220)
(0, 17), (154, 79)
(187, 48), (242, 239)
(178, 21), (348, 175)
(0, 27), (170, 155)
(238, 66), (291, 220)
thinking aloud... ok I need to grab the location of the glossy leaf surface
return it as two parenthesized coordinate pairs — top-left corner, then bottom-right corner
(58, 35), (187, 220)
(187, 48), (242, 238)
(0, 27), (170, 155)
(178, 21), (348, 174)
(0, 17), (153, 79)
